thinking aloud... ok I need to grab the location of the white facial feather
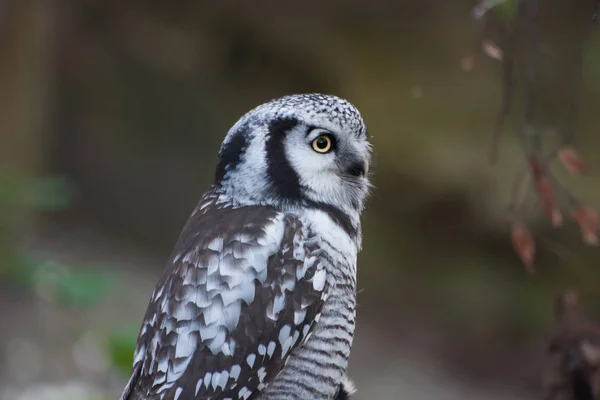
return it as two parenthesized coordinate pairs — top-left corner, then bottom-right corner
(284, 126), (348, 204)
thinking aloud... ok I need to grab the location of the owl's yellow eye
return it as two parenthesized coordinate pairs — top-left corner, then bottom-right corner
(311, 135), (333, 153)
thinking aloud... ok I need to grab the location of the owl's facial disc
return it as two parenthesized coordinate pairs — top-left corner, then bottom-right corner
(214, 94), (372, 216)
(283, 122), (372, 212)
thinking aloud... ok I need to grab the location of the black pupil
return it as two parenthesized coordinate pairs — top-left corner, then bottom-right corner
(316, 137), (329, 149)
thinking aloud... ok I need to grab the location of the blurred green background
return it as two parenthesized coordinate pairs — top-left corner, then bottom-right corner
(1, 1), (600, 399)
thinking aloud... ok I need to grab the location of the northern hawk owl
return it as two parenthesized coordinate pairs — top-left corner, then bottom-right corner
(120, 94), (372, 400)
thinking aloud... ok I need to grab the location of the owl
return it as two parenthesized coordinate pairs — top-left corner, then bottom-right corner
(120, 93), (372, 400)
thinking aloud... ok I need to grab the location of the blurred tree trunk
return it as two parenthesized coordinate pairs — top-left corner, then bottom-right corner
(0, 0), (58, 260)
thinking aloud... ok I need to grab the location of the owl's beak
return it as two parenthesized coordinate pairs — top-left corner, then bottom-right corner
(345, 157), (368, 178)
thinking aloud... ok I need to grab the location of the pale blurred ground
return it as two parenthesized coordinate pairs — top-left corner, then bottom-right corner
(1, 1), (600, 399)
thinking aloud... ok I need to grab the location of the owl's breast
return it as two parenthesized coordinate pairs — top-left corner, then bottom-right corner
(258, 210), (358, 399)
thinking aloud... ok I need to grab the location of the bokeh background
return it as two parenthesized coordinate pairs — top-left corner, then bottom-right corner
(1, 1), (600, 399)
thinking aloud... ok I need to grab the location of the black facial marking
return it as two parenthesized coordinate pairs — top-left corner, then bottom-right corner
(266, 117), (303, 201)
(214, 126), (249, 183)
(306, 200), (358, 239)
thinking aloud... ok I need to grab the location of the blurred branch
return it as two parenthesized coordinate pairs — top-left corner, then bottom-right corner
(476, 0), (600, 270)
(488, 0), (524, 163)
(0, 0), (59, 238)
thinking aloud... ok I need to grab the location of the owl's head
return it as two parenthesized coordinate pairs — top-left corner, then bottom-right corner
(213, 94), (372, 220)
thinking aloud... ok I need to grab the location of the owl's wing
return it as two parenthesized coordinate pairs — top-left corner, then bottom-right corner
(121, 200), (330, 400)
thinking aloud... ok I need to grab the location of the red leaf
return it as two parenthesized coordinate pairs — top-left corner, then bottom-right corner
(571, 206), (599, 246)
(529, 156), (543, 181)
(529, 158), (561, 226)
(536, 177), (560, 225)
(511, 224), (536, 273)
(558, 146), (587, 176)
(551, 208), (563, 228)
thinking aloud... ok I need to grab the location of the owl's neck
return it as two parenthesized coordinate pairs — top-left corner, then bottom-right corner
(210, 184), (363, 250)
